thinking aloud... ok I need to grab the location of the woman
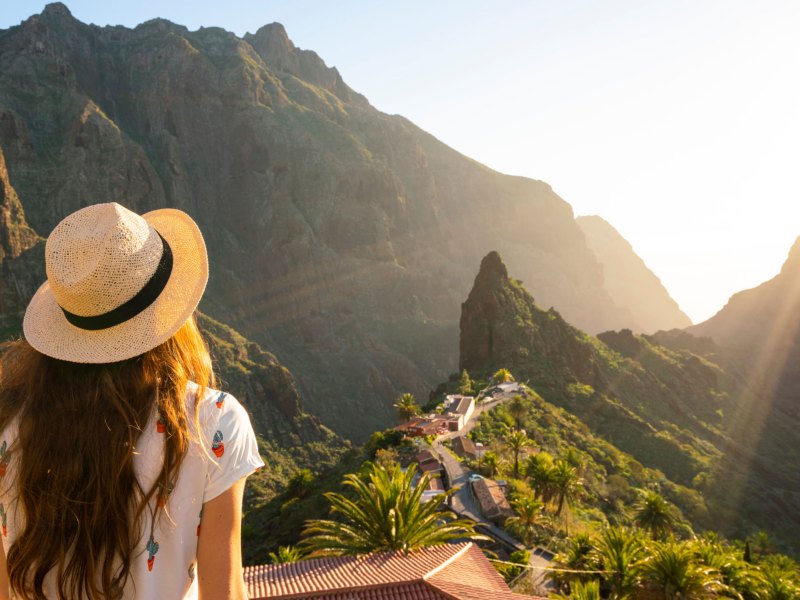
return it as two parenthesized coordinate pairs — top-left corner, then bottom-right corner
(0, 203), (263, 599)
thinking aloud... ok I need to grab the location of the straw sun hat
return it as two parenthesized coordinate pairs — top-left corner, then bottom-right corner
(23, 202), (208, 363)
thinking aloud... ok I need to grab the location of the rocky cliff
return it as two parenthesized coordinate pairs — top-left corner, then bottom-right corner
(577, 215), (691, 332)
(460, 250), (800, 550)
(0, 4), (664, 438)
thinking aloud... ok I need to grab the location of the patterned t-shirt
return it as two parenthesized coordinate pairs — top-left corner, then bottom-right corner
(0, 383), (264, 599)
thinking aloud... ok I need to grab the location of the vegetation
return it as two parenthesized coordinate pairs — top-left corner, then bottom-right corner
(267, 545), (304, 564)
(545, 528), (799, 600)
(493, 368), (515, 383)
(393, 393), (420, 423)
(503, 428), (533, 478)
(633, 490), (677, 540)
(458, 369), (473, 395)
(505, 496), (546, 546)
(301, 462), (484, 556)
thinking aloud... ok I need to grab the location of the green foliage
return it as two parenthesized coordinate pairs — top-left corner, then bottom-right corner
(637, 540), (726, 599)
(267, 545), (304, 564)
(493, 368), (515, 383)
(503, 428), (533, 478)
(301, 462), (484, 556)
(364, 429), (408, 458)
(459, 369), (473, 395)
(393, 393), (420, 423)
(505, 495), (546, 546)
(553, 580), (602, 600)
(286, 469), (314, 499)
(633, 490), (678, 540)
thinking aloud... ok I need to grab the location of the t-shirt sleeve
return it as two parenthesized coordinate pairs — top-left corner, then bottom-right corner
(203, 392), (265, 502)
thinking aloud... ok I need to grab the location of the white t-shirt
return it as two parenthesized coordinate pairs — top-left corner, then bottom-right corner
(0, 383), (264, 599)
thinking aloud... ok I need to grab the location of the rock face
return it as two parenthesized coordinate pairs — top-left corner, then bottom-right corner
(460, 250), (800, 548)
(0, 149), (39, 262)
(577, 215), (691, 333)
(0, 5), (668, 438)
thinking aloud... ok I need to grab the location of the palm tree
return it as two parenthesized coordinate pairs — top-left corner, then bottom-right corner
(393, 393), (420, 423)
(551, 533), (597, 590)
(750, 531), (774, 559)
(637, 541), (725, 600)
(479, 450), (499, 479)
(691, 537), (762, 600)
(503, 429), (532, 478)
(552, 459), (582, 517)
(633, 490), (676, 540)
(759, 562), (800, 600)
(527, 452), (556, 503)
(507, 395), (528, 429)
(593, 527), (644, 600)
(553, 580), (601, 600)
(268, 545), (304, 564)
(505, 495), (546, 547)
(301, 462), (483, 556)
(493, 368), (515, 383)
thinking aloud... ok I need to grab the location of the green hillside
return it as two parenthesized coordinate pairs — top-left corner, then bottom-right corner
(459, 251), (800, 554)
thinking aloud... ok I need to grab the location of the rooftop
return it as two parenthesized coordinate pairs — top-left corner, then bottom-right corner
(451, 436), (478, 458)
(244, 542), (542, 599)
(471, 478), (514, 522)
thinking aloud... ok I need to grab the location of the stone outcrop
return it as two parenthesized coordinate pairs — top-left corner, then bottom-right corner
(459, 250), (800, 548)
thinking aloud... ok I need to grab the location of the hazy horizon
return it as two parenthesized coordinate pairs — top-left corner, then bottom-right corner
(3, 1), (799, 323)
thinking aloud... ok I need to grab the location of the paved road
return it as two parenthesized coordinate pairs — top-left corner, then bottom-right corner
(432, 390), (526, 552)
(432, 387), (555, 571)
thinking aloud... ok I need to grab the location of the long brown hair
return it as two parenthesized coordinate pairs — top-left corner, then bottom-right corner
(0, 314), (213, 599)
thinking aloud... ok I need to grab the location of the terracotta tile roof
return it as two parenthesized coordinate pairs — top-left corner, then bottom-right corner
(415, 450), (439, 465)
(451, 436), (478, 459)
(244, 542), (541, 599)
(471, 478), (514, 522)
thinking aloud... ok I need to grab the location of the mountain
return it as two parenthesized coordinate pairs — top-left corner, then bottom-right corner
(577, 215), (691, 332)
(459, 250), (800, 552)
(0, 4), (670, 439)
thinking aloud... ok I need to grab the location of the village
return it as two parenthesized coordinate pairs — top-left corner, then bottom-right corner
(391, 380), (556, 595)
(243, 378), (557, 599)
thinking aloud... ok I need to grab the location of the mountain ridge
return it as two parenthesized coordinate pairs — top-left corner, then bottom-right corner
(459, 249), (800, 550)
(0, 5), (696, 439)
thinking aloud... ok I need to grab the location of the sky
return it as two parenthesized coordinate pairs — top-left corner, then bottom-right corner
(3, 1), (800, 323)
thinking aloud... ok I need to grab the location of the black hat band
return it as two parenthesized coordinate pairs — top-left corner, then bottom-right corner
(60, 232), (174, 331)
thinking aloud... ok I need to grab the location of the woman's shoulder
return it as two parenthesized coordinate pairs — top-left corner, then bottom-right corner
(186, 382), (251, 432)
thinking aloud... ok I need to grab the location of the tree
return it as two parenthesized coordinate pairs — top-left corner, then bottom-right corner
(507, 395), (528, 429)
(268, 545), (304, 564)
(374, 447), (400, 470)
(503, 429), (532, 478)
(553, 580), (601, 600)
(759, 561), (800, 600)
(527, 452), (556, 503)
(286, 468), (314, 499)
(493, 368), (515, 383)
(551, 533), (597, 590)
(479, 451), (500, 479)
(637, 541), (725, 600)
(301, 462), (483, 556)
(458, 369), (473, 395)
(505, 495), (546, 547)
(593, 527), (644, 600)
(633, 490), (676, 540)
(552, 459), (582, 517)
(393, 393), (420, 423)
(750, 531), (774, 559)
